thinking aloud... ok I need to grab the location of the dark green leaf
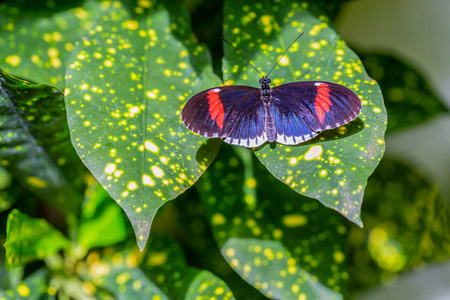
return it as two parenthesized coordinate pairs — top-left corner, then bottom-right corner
(4, 210), (70, 270)
(222, 0), (387, 225)
(0, 0), (103, 90)
(346, 158), (450, 295)
(359, 53), (449, 133)
(0, 68), (82, 213)
(0, 268), (48, 300)
(169, 190), (263, 300)
(199, 145), (347, 299)
(65, 0), (221, 250)
(0, 165), (16, 212)
(78, 176), (128, 250)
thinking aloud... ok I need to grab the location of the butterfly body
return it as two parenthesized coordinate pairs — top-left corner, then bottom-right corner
(181, 77), (361, 148)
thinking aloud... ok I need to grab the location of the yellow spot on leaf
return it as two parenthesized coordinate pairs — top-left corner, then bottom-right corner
(144, 141), (159, 153)
(225, 248), (235, 257)
(26, 176), (48, 188)
(129, 106), (140, 114)
(304, 145), (323, 160)
(105, 163), (116, 174)
(147, 252), (167, 266)
(17, 284), (30, 297)
(282, 214), (307, 227)
(246, 178), (257, 188)
(143, 174), (155, 186)
(334, 250), (345, 263)
(124, 20), (139, 30)
(6, 55), (20, 66)
(279, 55), (289, 66)
(288, 157), (298, 166)
(146, 91), (157, 99)
(211, 213), (226, 225)
(127, 181), (138, 190)
(151, 166), (164, 178)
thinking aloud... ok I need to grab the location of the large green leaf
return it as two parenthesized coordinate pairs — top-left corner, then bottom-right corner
(346, 158), (450, 296)
(222, 0), (386, 225)
(4, 209), (70, 270)
(65, 0), (221, 250)
(0, 68), (82, 213)
(359, 53), (449, 133)
(0, 0), (103, 90)
(198, 145), (347, 299)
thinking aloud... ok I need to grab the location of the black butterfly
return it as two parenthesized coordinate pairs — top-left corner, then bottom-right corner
(181, 34), (361, 148)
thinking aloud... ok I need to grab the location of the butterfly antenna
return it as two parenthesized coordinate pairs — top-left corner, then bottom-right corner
(266, 32), (304, 78)
(221, 37), (265, 78)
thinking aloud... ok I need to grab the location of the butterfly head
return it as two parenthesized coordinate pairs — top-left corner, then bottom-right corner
(259, 77), (271, 89)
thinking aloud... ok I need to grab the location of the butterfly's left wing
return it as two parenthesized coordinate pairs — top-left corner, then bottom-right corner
(271, 81), (361, 145)
(182, 86), (267, 147)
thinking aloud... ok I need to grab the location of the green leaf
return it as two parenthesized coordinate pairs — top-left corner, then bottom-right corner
(185, 270), (236, 300)
(82, 259), (169, 299)
(346, 158), (450, 295)
(0, 268), (48, 299)
(222, 0), (387, 225)
(65, 0), (221, 250)
(0, 165), (16, 212)
(4, 209), (70, 270)
(359, 53), (449, 133)
(0, 68), (82, 213)
(141, 234), (236, 299)
(78, 176), (128, 250)
(0, 0), (103, 90)
(198, 145), (347, 299)
(222, 238), (340, 300)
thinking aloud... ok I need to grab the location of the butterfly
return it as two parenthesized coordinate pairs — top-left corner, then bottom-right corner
(181, 34), (361, 148)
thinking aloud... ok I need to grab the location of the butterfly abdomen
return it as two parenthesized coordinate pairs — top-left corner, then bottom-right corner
(262, 86), (276, 143)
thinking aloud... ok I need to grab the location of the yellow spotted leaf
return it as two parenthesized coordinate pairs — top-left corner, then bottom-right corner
(198, 145), (347, 299)
(0, 0), (104, 90)
(65, 0), (222, 250)
(222, 0), (387, 226)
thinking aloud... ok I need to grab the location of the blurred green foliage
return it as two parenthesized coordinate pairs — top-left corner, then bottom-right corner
(0, 0), (448, 299)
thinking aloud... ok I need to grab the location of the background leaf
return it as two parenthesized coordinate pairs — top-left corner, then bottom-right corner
(78, 176), (128, 250)
(0, 0), (103, 90)
(0, 268), (48, 299)
(198, 145), (347, 299)
(359, 53), (449, 133)
(65, 0), (222, 250)
(0, 68), (82, 214)
(222, 0), (387, 226)
(346, 157), (450, 295)
(80, 234), (236, 299)
(4, 209), (70, 270)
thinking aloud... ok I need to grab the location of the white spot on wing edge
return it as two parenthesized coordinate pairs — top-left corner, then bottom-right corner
(210, 88), (221, 93)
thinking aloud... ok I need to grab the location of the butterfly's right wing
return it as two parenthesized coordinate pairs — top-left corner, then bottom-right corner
(182, 86), (268, 148)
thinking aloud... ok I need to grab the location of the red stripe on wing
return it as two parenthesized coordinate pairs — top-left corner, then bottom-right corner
(207, 90), (225, 129)
(314, 83), (331, 124)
